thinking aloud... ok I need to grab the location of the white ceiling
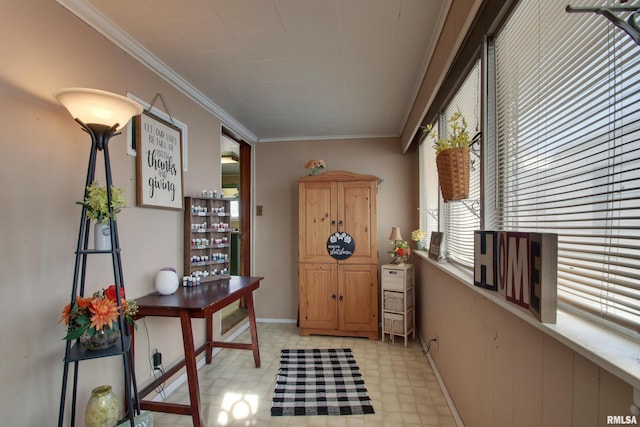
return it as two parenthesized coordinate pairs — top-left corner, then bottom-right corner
(59, 0), (449, 143)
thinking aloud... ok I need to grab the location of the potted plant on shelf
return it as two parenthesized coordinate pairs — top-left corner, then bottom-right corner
(76, 180), (126, 250)
(425, 111), (471, 202)
(388, 239), (411, 264)
(304, 159), (327, 176)
(411, 229), (425, 250)
(59, 284), (138, 350)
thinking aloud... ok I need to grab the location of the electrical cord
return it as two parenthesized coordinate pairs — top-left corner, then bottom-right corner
(142, 318), (166, 399)
(152, 366), (166, 399)
(423, 338), (438, 355)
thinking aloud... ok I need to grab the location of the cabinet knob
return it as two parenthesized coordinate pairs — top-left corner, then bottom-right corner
(332, 294), (337, 300)
(339, 295), (344, 301)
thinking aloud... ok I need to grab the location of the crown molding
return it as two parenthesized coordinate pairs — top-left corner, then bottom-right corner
(56, 0), (257, 144)
(258, 133), (399, 143)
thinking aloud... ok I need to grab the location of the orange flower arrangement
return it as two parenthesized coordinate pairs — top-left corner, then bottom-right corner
(388, 240), (411, 264)
(304, 159), (327, 175)
(304, 159), (325, 170)
(60, 284), (138, 341)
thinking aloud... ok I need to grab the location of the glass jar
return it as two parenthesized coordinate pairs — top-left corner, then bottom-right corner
(85, 385), (118, 427)
(80, 329), (120, 351)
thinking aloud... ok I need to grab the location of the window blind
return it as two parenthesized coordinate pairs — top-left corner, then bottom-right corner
(420, 131), (440, 246)
(494, 0), (640, 332)
(443, 61), (482, 267)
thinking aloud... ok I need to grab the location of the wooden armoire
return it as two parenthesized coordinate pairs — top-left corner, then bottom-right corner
(298, 170), (379, 339)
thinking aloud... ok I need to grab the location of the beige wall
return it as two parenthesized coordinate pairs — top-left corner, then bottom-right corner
(0, 2), (224, 425)
(415, 258), (633, 427)
(254, 138), (419, 320)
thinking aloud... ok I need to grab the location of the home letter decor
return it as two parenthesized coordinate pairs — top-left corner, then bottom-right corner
(497, 231), (508, 299)
(474, 231), (497, 290)
(529, 233), (558, 323)
(505, 232), (531, 308)
(477, 230), (558, 324)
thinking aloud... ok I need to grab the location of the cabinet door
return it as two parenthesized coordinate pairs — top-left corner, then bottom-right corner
(298, 181), (337, 263)
(299, 263), (338, 330)
(338, 181), (377, 264)
(338, 264), (378, 333)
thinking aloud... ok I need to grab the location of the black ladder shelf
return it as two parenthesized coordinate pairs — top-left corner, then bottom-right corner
(57, 120), (140, 427)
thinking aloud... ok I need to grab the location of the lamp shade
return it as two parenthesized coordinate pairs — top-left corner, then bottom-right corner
(389, 227), (403, 241)
(54, 88), (142, 129)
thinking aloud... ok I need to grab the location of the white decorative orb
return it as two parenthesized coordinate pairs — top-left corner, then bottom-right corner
(155, 268), (179, 295)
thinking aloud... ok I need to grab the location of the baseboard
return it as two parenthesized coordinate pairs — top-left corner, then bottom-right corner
(418, 332), (465, 427)
(256, 317), (297, 324)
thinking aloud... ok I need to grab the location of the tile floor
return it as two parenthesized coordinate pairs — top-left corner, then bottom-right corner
(150, 322), (457, 427)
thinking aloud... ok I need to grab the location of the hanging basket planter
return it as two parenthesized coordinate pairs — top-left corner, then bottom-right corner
(436, 146), (470, 202)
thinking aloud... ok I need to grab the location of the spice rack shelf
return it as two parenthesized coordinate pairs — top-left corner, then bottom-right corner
(184, 196), (232, 284)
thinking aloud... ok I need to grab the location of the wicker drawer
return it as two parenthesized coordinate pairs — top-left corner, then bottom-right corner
(384, 289), (414, 312)
(383, 309), (414, 335)
(383, 312), (404, 334)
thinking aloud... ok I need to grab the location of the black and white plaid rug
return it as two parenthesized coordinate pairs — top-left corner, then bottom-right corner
(271, 348), (375, 416)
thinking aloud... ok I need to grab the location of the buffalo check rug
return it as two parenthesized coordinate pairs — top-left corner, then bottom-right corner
(270, 348), (375, 416)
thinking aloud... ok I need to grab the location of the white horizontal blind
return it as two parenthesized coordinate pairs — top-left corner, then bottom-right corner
(494, 0), (640, 332)
(420, 131), (440, 246)
(443, 61), (481, 266)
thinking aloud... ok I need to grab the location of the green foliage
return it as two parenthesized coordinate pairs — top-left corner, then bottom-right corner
(63, 303), (90, 340)
(76, 181), (126, 224)
(425, 111), (471, 155)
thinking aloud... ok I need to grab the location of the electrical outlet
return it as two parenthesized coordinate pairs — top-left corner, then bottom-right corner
(152, 350), (162, 368)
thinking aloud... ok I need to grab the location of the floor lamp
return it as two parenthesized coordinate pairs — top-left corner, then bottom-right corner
(54, 87), (142, 426)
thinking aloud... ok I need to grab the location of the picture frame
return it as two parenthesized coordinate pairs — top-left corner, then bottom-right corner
(428, 232), (443, 261)
(134, 111), (184, 210)
(126, 92), (188, 172)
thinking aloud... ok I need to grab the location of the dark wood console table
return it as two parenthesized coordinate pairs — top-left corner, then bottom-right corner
(134, 276), (263, 427)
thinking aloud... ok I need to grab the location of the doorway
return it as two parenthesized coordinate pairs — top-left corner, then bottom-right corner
(220, 129), (251, 334)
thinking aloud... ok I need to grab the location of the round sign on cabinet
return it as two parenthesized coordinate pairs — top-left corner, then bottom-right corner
(326, 232), (355, 260)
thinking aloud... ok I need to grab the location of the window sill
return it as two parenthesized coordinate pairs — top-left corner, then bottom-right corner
(413, 250), (640, 390)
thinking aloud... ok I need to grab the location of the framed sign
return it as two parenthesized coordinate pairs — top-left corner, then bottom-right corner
(126, 92), (189, 172)
(327, 232), (355, 260)
(428, 232), (443, 261)
(135, 111), (184, 210)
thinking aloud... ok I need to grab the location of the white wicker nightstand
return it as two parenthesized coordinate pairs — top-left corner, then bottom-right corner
(381, 264), (415, 347)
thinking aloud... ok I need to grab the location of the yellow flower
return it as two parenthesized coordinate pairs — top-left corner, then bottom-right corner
(411, 229), (425, 241)
(425, 111), (471, 155)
